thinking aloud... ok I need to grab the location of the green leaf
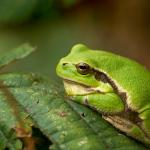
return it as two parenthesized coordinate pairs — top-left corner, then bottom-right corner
(0, 43), (35, 68)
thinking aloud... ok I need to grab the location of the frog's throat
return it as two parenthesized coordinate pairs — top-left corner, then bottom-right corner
(63, 79), (103, 96)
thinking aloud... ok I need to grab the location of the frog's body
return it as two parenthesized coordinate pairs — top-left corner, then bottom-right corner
(56, 44), (150, 146)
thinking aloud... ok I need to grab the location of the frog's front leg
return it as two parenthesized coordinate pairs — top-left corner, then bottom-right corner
(71, 93), (124, 114)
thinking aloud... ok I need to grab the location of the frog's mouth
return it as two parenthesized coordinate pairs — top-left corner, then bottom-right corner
(63, 79), (101, 96)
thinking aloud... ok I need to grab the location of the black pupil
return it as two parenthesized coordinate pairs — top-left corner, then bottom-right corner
(79, 65), (87, 70)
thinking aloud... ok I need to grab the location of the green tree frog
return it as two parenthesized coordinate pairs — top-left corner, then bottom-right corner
(56, 44), (150, 146)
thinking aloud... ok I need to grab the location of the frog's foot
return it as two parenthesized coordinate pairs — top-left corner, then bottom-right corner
(102, 114), (150, 146)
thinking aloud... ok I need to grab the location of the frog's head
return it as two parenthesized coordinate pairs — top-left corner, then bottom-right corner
(56, 44), (114, 96)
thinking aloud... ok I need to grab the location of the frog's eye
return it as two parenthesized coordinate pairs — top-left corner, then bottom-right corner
(76, 62), (90, 75)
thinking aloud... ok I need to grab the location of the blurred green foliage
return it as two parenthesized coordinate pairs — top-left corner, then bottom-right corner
(0, 0), (81, 23)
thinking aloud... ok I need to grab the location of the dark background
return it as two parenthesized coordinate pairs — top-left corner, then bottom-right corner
(0, 0), (149, 79)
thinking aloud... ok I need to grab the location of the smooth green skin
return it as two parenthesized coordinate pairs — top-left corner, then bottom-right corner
(56, 44), (150, 146)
